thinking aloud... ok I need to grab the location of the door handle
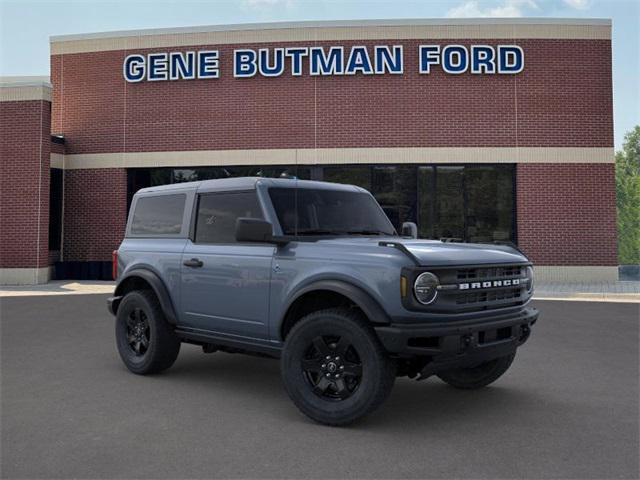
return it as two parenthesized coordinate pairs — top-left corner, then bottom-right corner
(183, 258), (203, 268)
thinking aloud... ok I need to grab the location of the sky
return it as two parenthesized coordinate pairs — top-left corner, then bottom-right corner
(0, 0), (638, 149)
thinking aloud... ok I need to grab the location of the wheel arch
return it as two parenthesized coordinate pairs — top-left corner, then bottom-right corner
(113, 269), (178, 325)
(280, 280), (391, 341)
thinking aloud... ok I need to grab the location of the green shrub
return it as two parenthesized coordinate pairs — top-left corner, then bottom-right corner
(616, 126), (640, 265)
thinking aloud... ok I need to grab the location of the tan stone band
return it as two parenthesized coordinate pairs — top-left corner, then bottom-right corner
(0, 85), (52, 102)
(51, 19), (612, 55)
(0, 267), (50, 286)
(53, 147), (614, 170)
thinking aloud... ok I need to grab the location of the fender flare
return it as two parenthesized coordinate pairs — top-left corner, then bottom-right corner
(283, 279), (391, 327)
(114, 268), (178, 325)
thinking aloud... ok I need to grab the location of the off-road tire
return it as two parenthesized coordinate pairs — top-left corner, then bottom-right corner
(115, 290), (181, 375)
(436, 352), (516, 390)
(281, 308), (395, 426)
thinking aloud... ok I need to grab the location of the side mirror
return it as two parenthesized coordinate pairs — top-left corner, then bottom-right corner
(235, 218), (289, 245)
(236, 218), (273, 243)
(401, 222), (418, 239)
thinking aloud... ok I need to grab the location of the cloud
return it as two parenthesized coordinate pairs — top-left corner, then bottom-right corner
(562, 0), (590, 9)
(446, 0), (539, 18)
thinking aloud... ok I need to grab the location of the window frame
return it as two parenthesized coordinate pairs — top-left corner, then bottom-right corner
(191, 189), (266, 245)
(126, 190), (194, 238)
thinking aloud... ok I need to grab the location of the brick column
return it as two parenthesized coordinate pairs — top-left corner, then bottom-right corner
(62, 168), (128, 263)
(0, 78), (52, 284)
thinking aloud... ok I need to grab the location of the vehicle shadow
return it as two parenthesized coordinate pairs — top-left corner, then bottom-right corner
(162, 345), (545, 431)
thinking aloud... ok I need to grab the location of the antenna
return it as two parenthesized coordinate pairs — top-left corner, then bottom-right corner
(294, 150), (299, 238)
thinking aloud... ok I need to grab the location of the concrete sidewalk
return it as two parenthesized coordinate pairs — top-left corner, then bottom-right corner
(0, 281), (115, 297)
(1, 279), (639, 303)
(534, 281), (640, 303)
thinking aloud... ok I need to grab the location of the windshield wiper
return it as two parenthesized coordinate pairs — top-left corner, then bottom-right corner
(293, 229), (394, 236)
(294, 229), (347, 236)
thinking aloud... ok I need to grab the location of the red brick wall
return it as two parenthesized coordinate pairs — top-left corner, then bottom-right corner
(516, 163), (617, 266)
(51, 140), (65, 154)
(0, 99), (51, 269)
(49, 36), (615, 266)
(51, 39), (612, 154)
(62, 168), (127, 261)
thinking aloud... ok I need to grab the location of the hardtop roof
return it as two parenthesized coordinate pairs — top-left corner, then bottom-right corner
(135, 176), (367, 195)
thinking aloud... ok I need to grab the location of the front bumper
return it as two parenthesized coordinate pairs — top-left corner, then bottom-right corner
(107, 296), (122, 316)
(375, 307), (538, 374)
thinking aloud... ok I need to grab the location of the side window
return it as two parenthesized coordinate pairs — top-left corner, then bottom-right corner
(131, 194), (185, 235)
(195, 191), (263, 244)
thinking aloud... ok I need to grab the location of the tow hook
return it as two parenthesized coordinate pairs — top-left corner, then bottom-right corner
(519, 325), (531, 343)
(202, 344), (217, 354)
(462, 334), (473, 349)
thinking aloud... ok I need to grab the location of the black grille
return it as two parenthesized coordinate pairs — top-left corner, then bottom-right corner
(457, 266), (522, 280)
(426, 263), (531, 314)
(456, 287), (522, 305)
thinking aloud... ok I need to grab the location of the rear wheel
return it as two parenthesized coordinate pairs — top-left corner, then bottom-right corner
(281, 308), (395, 426)
(115, 290), (180, 375)
(436, 352), (515, 390)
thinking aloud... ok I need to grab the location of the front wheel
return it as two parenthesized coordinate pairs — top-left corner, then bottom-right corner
(281, 308), (395, 426)
(436, 352), (516, 390)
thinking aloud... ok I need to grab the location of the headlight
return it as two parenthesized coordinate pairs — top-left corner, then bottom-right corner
(526, 266), (534, 294)
(414, 272), (439, 305)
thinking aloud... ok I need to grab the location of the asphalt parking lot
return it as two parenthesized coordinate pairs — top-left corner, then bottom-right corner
(1, 295), (638, 479)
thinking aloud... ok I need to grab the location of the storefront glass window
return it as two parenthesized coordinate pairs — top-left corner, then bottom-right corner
(127, 164), (516, 244)
(323, 166), (371, 191)
(371, 166), (417, 228)
(48, 168), (63, 250)
(464, 166), (514, 243)
(417, 166), (435, 239)
(434, 166), (465, 240)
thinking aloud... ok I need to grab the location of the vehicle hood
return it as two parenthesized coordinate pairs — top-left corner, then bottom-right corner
(314, 237), (529, 266)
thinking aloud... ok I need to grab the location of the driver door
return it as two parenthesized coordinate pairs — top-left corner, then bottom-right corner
(180, 190), (274, 340)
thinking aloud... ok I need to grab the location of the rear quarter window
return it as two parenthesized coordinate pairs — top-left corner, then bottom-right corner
(130, 194), (186, 235)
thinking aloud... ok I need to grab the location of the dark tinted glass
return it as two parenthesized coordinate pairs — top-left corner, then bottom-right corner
(417, 165), (515, 242)
(371, 166), (417, 228)
(417, 166), (435, 239)
(128, 166), (311, 210)
(172, 166), (311, 183)
(195, 192), (263, 244)
(324, 166), (371, 191)
(127, 164), (515, 243)
(131, 194), (185, 235)
(269, 188), (396, 236)
(465, 166), (514, 242)
(223, 166), (311, 180)
(48, 168), (63, 250)
(434, 166), (465, 240)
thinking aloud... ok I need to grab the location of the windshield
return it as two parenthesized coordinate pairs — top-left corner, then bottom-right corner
(269, 187), (397, 237)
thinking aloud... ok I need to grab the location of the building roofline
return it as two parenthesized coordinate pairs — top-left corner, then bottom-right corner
(0, 76), (52, 102)
(50, 17), (611, 43)
(0, 76), (52, 88)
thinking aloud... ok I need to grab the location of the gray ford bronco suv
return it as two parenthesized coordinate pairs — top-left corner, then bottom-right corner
(108, 177), (538, 425)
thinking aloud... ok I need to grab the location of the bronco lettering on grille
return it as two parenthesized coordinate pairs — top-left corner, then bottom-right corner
(459, 279), (521, 290)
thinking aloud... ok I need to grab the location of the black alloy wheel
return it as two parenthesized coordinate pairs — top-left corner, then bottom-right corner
(126, 307), (150, 356)
(281, 308), (396, 426)
(302, 335), (363, 401)
(115, 290), (181, 375)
